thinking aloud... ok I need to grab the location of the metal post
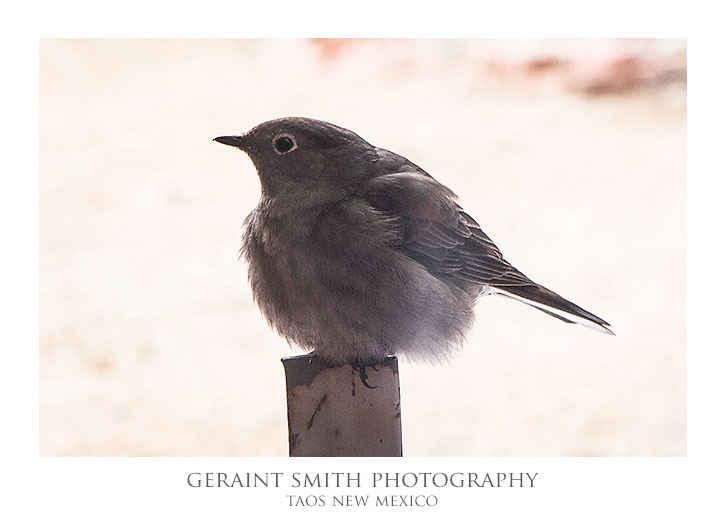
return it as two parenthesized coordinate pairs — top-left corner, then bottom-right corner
(282, 354), (402, 457)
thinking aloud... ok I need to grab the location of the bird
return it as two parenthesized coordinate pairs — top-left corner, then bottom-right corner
(215, 117), (613, 367)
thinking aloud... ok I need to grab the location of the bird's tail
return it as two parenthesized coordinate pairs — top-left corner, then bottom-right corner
(488, 283), (614, 335)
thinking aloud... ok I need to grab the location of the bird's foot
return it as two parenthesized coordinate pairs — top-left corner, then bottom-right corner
(351, 361), (379, 389)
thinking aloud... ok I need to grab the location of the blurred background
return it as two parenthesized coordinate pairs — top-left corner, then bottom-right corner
(40, 39), (686, 456)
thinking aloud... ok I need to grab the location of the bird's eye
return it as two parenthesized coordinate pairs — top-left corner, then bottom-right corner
(273, 134), (297, 155)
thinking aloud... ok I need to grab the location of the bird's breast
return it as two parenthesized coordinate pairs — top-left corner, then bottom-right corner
(240, 200), (476, 361)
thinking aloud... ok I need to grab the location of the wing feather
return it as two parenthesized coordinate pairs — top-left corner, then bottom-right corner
(359, 171), (531, 287)
(357, 169), (612, 333)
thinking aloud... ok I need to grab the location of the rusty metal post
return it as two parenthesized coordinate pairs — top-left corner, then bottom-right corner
(282, 354), (402, 457)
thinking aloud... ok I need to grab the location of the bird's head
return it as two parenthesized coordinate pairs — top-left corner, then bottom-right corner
(215, 117), (378, 202)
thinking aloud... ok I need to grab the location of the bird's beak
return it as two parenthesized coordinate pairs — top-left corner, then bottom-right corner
(213, 135), (247, 149)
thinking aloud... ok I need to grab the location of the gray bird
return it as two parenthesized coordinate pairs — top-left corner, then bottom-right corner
(215, 117), (613, 366)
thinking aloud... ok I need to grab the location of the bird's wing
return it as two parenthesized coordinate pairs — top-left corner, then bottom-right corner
(359, 171), (613, 334)
(359, 171), (532, 287)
